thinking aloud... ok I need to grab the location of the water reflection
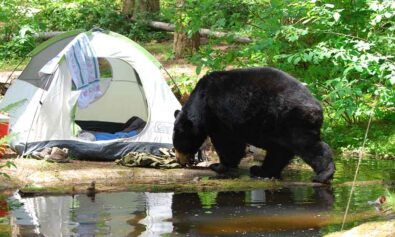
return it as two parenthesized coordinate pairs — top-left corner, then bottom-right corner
(136, 193), (173, 236)
(7, 158), (393, 236)
(11, 192), (174, 237)
(8, 187), (342, 236)
(172, 187), (335, 236)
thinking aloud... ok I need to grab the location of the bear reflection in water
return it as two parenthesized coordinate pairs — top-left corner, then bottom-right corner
(171, 187), (334, 236)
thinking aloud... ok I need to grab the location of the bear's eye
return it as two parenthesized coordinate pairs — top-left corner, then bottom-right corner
(181, 118), (193, 129)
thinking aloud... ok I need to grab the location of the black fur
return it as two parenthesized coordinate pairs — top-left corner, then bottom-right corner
(173, 67), (335, 183)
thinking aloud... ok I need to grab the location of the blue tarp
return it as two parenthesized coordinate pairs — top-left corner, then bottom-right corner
(94, 130), (138, 141)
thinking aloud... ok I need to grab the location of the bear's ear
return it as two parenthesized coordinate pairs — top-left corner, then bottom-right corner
(174, 110), (181, 118)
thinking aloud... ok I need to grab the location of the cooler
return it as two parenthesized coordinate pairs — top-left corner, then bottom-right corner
(0, 113), (9, 139)
(0, 113), (9, 157)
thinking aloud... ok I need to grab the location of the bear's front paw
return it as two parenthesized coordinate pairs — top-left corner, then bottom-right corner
(209, 163), (229, 173)
(312, 162), (335, 184)
(312, 175), (330, 184)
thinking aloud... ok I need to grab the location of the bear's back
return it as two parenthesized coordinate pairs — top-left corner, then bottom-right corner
(201, 67), (313, 103)
(194, 67), (322, 130)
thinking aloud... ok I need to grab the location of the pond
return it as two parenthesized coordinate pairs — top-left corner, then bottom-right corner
(3, 158), (395, 236)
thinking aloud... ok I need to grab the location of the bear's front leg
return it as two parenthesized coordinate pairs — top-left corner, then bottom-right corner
(209, 134), (246, 174)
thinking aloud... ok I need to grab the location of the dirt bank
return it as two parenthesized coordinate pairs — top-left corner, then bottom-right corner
(0, 158), (218, 193)
(0, 157), (331, 195)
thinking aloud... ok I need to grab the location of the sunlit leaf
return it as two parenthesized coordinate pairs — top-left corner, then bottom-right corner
(333, 12), (341, 21)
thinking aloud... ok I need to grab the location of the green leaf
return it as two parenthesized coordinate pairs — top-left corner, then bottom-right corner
(293, 56), (301, 65)
(196, 65), (202, 75)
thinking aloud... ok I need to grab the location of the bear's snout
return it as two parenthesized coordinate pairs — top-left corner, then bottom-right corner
(175, 149), (194, 166)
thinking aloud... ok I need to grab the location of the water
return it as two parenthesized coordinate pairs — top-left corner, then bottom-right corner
(4, 159), (395, 236)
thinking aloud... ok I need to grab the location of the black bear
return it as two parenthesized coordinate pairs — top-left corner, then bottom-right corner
(173, 67), (335, 183)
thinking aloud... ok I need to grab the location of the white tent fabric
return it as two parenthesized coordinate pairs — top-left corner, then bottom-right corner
(0, 30), (181, 159)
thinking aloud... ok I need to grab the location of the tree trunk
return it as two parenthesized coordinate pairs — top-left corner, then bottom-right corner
(173, 0), (200, 59)
(122, 0), (160, 19)
(122, 0), (135, 15)
(147, 0), (160, 13)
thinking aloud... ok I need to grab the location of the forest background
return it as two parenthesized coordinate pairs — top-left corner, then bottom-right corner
(0, 0), (394, 159)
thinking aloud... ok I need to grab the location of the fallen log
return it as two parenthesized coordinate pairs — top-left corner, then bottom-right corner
(33, 31), (65, 41)
(33, 21), (252, 43)
(148, 20), (252, 43)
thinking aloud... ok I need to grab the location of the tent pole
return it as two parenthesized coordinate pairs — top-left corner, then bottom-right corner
(161, 66), (182, 97)
(4, 50), (34, 85)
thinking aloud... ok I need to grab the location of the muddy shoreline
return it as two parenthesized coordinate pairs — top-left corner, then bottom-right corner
(0, 158), (325, 195)
(1, 158), (394, 196)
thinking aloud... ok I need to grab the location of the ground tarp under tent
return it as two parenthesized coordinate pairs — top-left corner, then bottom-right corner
(0, 29), (181, 160)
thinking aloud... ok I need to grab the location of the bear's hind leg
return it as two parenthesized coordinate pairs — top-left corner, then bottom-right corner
(250, 144), (294, 179)
(209, 135), (246, 173)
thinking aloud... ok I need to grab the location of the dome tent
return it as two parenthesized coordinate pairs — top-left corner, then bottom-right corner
(0, 29), (181, 160)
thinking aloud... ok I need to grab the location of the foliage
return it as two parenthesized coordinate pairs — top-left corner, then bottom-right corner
(161, 0), (254, 31)
(189, 0), (395, 125)
(168, 73), (199, 95)
(0, 158), (16, 180)
(0, 0), (169, 61)
(0, 1), (38, 59)
(36, 0), (127, 31)
(34, 0), (165, 41)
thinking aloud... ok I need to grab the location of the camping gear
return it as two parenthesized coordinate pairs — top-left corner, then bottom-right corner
(0, 29), (181, 160)
(0, 114), (9, 139)
(31, 147), (69, 163)
(116, 148), (181, 168)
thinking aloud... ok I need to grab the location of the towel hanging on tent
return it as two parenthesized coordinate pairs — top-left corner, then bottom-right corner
(39, 33), (101, 108)
(64, 34), (102, 108)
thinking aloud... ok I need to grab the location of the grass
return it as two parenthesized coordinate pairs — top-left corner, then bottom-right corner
(0, 58), (28, 72)
(385, 189), (395, 210)
(142, 40), (173, 56)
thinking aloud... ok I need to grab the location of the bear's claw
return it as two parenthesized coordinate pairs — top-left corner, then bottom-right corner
(250, 165), (281, 179)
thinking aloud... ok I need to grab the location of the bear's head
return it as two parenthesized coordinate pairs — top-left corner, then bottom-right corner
(173, 110), (206, 166)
